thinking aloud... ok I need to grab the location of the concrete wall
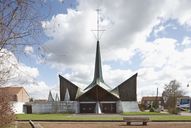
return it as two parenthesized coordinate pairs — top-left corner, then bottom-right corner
(118, 101), (140, 112)
(32, 101), (77, 114)
(116, 101), (123, 113)
(31, 101), (140, 114)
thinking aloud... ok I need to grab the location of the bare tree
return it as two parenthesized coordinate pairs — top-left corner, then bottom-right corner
(162, 80), (184, 114)
(0, 89), (15, 128)
(0, 0), (49, 84)
(0, 0), (48, 127)
(0, 0), (47, 52)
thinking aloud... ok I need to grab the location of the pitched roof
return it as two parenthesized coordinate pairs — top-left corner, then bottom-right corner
(48, 91), (54, 102)
(0, 86), (24, 95)
(141, 96), (163, 101)
(33, 99), (47, 103)
(178, 96), (190, 99)
(76, 84), (120, 100)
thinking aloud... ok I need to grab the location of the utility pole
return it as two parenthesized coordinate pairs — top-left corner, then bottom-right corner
(155, 88), (159, 110)
(187, 83), (191, 113)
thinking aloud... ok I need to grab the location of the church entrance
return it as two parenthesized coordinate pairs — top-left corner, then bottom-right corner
(79, 102), (116, 113)
(101, 103), (116, 113)
(80, 103), (96, 113)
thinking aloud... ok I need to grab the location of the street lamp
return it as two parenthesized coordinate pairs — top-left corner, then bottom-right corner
(187, 83), (191, 113)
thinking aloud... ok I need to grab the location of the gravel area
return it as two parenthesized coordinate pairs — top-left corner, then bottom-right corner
(39, 122), (191, 128)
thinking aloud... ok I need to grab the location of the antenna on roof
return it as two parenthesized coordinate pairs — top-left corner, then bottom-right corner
(92, 8), (105, 41)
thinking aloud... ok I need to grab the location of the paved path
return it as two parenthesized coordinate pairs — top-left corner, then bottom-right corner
(180, 112), (191, 116)
(39, 122), (191, 128)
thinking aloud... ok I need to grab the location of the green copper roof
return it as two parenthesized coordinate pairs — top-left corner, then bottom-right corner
(84, 41), (111, 91)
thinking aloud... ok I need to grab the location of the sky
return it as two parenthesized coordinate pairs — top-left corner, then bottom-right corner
(2, 0), (191, 101)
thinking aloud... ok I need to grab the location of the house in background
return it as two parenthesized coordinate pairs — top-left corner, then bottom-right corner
(0, 86), (30, 114)
(141, 96), (164, 110)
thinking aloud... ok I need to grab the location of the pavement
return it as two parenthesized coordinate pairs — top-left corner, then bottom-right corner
(38, 122), (191, 128)
(180, 112), (191, 116)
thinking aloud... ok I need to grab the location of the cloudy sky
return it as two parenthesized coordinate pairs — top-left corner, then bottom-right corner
(3, 0), (191, 100)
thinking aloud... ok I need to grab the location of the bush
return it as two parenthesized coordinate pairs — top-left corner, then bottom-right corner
(0, 94), (15, 128)
(138, 104), (145, 111)
(149, 107), (155, 112)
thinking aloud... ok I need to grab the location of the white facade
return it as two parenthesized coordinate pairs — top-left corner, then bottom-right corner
(117, 101), (140, 113)
(11, 102), (25, 114)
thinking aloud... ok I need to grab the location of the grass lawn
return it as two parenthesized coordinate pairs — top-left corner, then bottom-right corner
(16, 112), (191, 121)
(123, 112), (169, 115)
(151, 116), (191, 121)
(16, 114), (122, 120)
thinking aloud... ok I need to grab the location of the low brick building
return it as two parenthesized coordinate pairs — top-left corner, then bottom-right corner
(141, 96), (164, 110)
(0, 86), (30, 114)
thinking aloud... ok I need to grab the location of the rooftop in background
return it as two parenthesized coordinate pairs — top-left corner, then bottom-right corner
(0, 86), (30, 102)
(141, 96), (163, 101)
(178, 96), (190, 99)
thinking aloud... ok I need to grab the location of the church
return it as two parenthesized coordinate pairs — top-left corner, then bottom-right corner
(29, 9), (139, 114)
(59, 40), (139, 113)
(26, 36), (139, 114)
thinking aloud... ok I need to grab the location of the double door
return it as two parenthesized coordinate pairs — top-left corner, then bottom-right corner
(101, 103), (116, 113)
(79, 102), (116, 113)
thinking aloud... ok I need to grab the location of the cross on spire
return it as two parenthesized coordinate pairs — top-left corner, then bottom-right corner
(84, 8), (111, 91)
(92, 8), (105, 41)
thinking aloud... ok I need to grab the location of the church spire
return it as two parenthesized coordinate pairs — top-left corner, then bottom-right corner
(84, 39), (111, 91)
(93, 41), (104, 83)
(84, 8), (111, 91)
(93, 8), (104, 82)
(48, 91), (54, 102)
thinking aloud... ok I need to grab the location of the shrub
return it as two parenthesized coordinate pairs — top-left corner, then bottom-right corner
(149, 107), (155, 112)
(0, 94), (15, 128)
(138, 104), (145, 111)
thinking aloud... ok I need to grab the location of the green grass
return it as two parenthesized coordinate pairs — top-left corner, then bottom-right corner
(151, 116), (191, 121)
(16, 113), (191, 121)
(16, 114), (122, 120)
(123, 112), (169, 115)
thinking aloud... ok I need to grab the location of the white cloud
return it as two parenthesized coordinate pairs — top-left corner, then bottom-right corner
(24, 81), (57, 99)
(41, 0), (191, 99)
(24, 46), (34, 55)
(182, 36), (191, 46)
(42, 0), (165, 66)
(140, 38), (177, 68)
(136, 37), (191, 99)
(58, 0), (64, 3)
(103, 64), (135, 88)
(0, 49), (51, 99)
